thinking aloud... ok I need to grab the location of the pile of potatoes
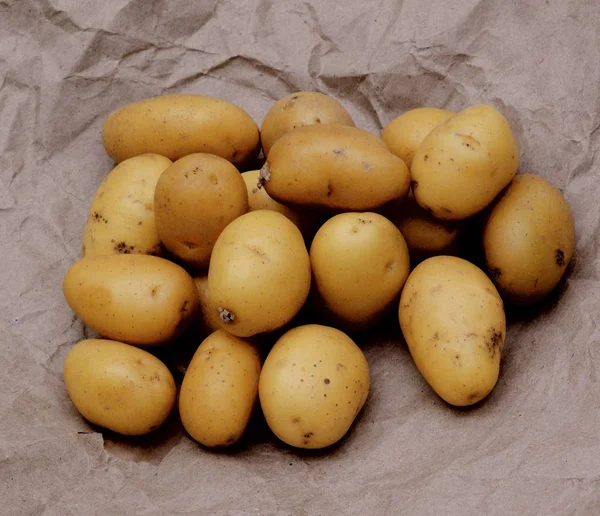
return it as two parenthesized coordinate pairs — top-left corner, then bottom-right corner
(62, 92), (575, 450)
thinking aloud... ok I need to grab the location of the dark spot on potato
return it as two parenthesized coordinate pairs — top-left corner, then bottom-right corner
(333, 148), (346, 157)
(226, 435), (237, 444)
(433, 332), (439, 340)
(114, 241), (135, 254)
(468, 392), (480, 402)
(324, 378), (330, 385)
(144, 202), (153, 211)
(315, 117), (321, 123)
(184, 241), (197, 250)
(441, 207), (453, 214)
(292, 417), (301, 424)
(251, 187), (258, 194)
(179, 300), (189, 315)
(304, 432), (313, 439)
(291, 95), (299, 100)
(486, 329), (503, 357)
(149, 425), (158, 431)
(385, 260), (397, 271)
(430, 284), (442, 294)
(534, 278), (539, 287)
(555, 249), (565, 267)
(488, 267), (502, 280)
(151, 286), (160, 297)
(362, 161), (374, 172)
(232, 150), (238, 159)
(218, 307), (235, 323)
(424, 154), (429, 161)
(326, 182), (334, 197)
(246, 244), (269, 261)
(138, 221), (143, 226)
(336, 363), (346, 371)
(91, 211), (108, 224)
(357, 217), (371, 224)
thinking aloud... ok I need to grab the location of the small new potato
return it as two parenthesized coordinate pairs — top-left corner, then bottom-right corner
(259, 324), (370, 449)
(381, 107), (454, 168)
(179, 330), (261, 447)
(82, 154), (172, 257)
(399, 256), (506, 406)
(261, 91), (355, 156)
(208, 210), (311, 337)
(411, 104), (519, 220)
(64, 339), (176, 435)
(310, 212), (410, 330)
(63, 254), (199, 346)
(261, 124), (410, 211)
(193, 275), (222, 336)
(483, 174), (575, 304)
(387, 190), (461, 259)
(154, 153), (248, 269)
(102, 95), (260, 167)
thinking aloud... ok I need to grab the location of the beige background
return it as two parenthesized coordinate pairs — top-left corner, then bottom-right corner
(1, 0), (599, 514)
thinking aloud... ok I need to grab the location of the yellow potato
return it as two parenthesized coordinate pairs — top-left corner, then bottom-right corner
(208, 210), (311, 337)
(387, 190), (461, 258)
(102, 94), (260, 167)
(63, 339), (176, 435)
(411, 104), (519, 220)
(241, 170), (318, 241)
(483, 174), (575, 304)
(63, 254), (199, 346)
(154, 153), (248, 269)
(259, 324), (370, 449)
(179, 330), (261, 447)
(381, 107), (454, 168)
(310, 212), (410, 330)
(193, 275), (222, 336)
(261, 92), (355, 156)
(399, 256), (506, 406)
(82, 154), (172, 257)
(261, 124), (410, 211)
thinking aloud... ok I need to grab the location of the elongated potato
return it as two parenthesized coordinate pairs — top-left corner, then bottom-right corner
(399, 256), (506, 406)
(63, 255), (199, 346)
(64, 339), (176, 435)
(261, 124), (410, 211)
(483, 174), (575, 304)
(261, 92), (355, 156)
(381, 107), (453, 168)
(102, 95), (260, 167)
(179, 330), (261, 447)
(411, 104), (519, 220)
(82, 154), (172, 257)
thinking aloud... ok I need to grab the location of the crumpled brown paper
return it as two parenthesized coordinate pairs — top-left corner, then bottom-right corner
(2, 0), (600, 514)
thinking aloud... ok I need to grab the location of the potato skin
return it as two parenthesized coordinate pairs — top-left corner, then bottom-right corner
(483, 174), (575, 305)
(63, 339), (176, 435)
(154, 153), (248, 270)
(310, 212), (410, 330)
(411, 104), (519, 220)
(63, 255), (199, 346)
(179, 330), (261, 447)
(263, 124), (410, 211)
(399, 256), (506, 406)
(208, 210), (311, 337)
(82, 154), (172, 258)
(259, 324), (369, 449)
(102, 95), (260, 167)
(193, 275), (223, 336)
(261, 92), (355, 156)
(381, 107), (453, 168)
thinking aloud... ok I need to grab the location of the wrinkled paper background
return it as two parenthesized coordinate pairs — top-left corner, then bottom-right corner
(2, 0), (600, 514)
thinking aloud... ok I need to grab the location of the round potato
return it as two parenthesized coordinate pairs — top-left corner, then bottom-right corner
(102, 95), (260, 167)
(387, 190), (461, 259)
(381, 107), (454, 168)
(483, 174), (575, 304)
(399, 256), (506, 406)
(261, 92), (355, 156)
(63, 254), (199, 346)
(82, 154), (172, 258)
(208, 210), (311, 337)
(310, 212), (410, 330)
(411, 104), (519, 220)
(261, 124), (410, 211)
(64, 339), (176, 435)
(154, 153), (248, 269)
(193, 275), (222, 336)
(259, 324), (370, 449)
(179, 330), (261, 447)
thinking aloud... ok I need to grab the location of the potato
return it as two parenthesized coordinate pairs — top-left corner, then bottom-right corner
(179, 330), (261, 447)
(387, 190), (461, 258)
(208, 210), (311, 337)
(310, 212), (410, 330)
(381, 107), (454, 168)
(259, 324), (370, 449)
(193, 275), (222, 336)
(483, 174), (575, 305)
(63, 339), (176, 435)
(399, 256), (506, 406)
(241, 170), (319, 241)
(260, 124), (410, 211)
(411, 104), (519, 220)
(154, 153), (248, 269)
(102, 95), (260, 167)
(82, 154), (172, 258)
(260, 92), (355, 156)
(63, 254), (199, 346)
